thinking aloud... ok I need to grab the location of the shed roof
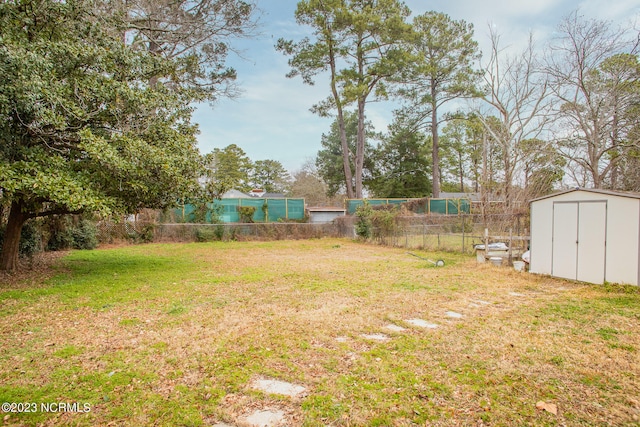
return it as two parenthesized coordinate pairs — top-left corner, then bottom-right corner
(307, 206), (346, 212)
(221, 189), (252, 199)
(529, 187), (640, 203)
(440, 192), (481, 201)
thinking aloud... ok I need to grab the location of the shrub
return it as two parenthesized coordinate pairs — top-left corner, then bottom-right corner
(46, 217), (75, 251)
(46, 216), (98, 250)
(355, 202), (400, 241)
(355, 202), (374, 239)
(194, 227), (216, 242)
(19, 220), (42, 257)
(72, 219), (99, 249)
(237, 206), (256, 223)
(142, 224), (156, 243)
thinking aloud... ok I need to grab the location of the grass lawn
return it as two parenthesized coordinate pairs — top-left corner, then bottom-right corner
(1, 238), (639, 426)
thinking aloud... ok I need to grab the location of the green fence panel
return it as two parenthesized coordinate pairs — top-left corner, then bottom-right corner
(266, 199), (286, 222)
(346, 199), (410, 214)
(460, 199), (470, 214)
(429, 199), (447, 214)
(237, 198), (264, 222)
(217, 199), (240, 223)
(286, 199), (305, 220)
(447, 199), (459, 214)
(176, 204), (196, 222)
(346, 200), (362, 214)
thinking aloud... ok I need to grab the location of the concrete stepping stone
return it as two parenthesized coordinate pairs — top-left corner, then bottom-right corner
(384, 324), (407, 332)
(335, 336), (349, 343)
(250, 378), (306, 398)
(472, 299), (491, 306)
(406, 318), (439, 329)
(445, 311), (463, 319)
(239, 409), (285, 427)
(509, 292), (526, 297)
(360, 333), (391, 341)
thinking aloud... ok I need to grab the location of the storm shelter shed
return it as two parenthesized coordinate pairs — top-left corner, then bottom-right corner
(529, 188), (640, 286)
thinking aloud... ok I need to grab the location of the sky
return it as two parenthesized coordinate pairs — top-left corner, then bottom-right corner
(192, 0), (640, 173)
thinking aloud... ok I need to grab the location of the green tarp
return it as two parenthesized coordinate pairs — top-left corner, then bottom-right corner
(346, 198), (470, 215)
(176, 198), (305, 223)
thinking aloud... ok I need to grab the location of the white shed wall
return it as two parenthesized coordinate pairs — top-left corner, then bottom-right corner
(530, 190), (640, 286)
(308, 211), (344, 224)
(605, 197), (639, 285)
(529, 201), (554, 275)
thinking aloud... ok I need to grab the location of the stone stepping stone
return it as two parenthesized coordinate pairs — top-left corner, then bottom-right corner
(239, 409), (285, 427)
(472, 299), (491, 305)
(405, 318), (439, 329)
(250, 378), (306, 398)
(509, 292), (526, 297)
(384, 324), (407, 332)
(360, 333), (391, 341)
(445, 311), (463, 319)
(335, 336), (349, 343)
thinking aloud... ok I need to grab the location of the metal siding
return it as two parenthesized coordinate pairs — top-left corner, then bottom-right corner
(531, 190), (640, 286)
(552, 202), (579, 280)
(529, 200), (553, 275)
(605, 197), (640, 286)
(576, 201), (607, 284)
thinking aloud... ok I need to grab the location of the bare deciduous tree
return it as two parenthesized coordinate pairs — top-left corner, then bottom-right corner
(476, 27), (551, 206)
(546, 11), (639, 189)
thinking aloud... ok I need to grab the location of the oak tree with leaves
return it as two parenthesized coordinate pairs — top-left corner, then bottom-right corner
(0, 0), (255, 271)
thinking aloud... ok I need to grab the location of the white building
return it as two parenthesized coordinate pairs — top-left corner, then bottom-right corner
(307, 207), (346, 224)
(529, 188), (640, 286)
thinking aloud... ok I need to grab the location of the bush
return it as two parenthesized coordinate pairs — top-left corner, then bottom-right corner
(237, 206), (256, 223)
(46, 218), (75, 251)
(72, 219), (99, 249)
(194, 226), (216, 242)
(19, 220), (42, 257)
(135, 224), (156, 244)
(190, 202), (222, 224)
(46, 215), (98, 250)
(355, 202), (374, 239)
(214, 224), (225, 240)
(355, 202), (400, 241)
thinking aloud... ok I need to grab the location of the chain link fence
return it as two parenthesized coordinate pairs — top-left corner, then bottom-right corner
(96, 213), (529, 257)
(334, 213), (529, 255)
(97, 221), (341, 243)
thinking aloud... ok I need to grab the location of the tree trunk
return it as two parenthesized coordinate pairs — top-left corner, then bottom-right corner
(0, 200), (27, 272)
(431, 88), (440, 198)
(337, 108), (355, 199)
(327, 34), (354, 199)
(355, 97), (366, 199)
(458, 152), (464, 192)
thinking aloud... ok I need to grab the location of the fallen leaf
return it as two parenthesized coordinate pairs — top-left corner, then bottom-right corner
(536, 401), (558, 415)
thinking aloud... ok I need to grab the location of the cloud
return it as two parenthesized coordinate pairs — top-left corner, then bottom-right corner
(193, 0), (639, 173)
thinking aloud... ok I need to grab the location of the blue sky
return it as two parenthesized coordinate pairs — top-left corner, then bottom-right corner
(192, 0), (640, 172)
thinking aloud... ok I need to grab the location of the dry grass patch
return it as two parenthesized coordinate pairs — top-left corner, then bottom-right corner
(0, 238), (639, 426)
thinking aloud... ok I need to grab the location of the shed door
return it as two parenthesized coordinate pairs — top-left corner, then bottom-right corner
(552, 201), (607, 283)
(576, 202), (607, 283)
(552, 203), (578, 280)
